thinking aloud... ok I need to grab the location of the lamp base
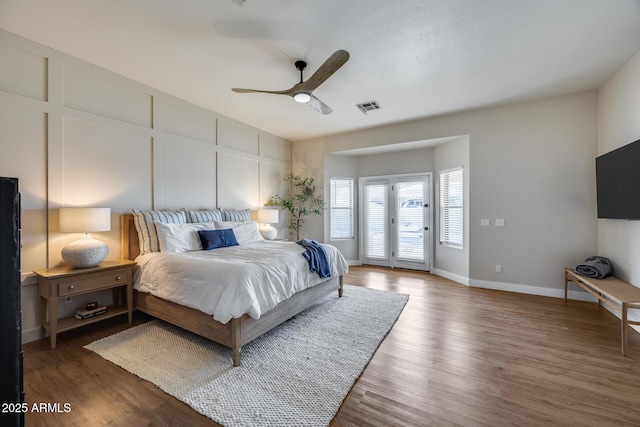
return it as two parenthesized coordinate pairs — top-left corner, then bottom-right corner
(61, 236), (109, 268)
(258, 224), (277, 240)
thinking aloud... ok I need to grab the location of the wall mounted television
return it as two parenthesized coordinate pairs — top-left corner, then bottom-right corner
(596, 138), (640, 219)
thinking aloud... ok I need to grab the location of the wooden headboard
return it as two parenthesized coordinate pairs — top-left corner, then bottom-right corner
(120, 214), (140, 261)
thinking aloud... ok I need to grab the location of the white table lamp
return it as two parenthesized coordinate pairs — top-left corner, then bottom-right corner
(59, 207), (111, 268)
(252, 209), (279, 240)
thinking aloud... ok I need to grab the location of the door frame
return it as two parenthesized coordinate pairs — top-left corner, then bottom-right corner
(359, 172), (433, 271)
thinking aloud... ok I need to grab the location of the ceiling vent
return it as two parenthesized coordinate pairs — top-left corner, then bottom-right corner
(356, 100), (381, 114)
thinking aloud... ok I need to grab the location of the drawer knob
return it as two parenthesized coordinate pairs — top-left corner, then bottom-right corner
(116, 276), (122, 281)
(68, 285), (75, 290)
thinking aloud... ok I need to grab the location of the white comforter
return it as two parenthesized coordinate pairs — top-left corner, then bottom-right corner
(134, 240), (349, 324)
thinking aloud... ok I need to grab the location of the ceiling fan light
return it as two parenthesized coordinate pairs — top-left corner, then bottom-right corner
(293, 92), (311, 103)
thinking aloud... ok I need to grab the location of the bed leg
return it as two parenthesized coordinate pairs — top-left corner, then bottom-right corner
(231, 318), (242, 367)
(338, 275), (344, 297)
(232, 347), (242, 367)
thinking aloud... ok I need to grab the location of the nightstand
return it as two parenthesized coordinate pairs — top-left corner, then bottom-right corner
(34, 259), (136, 349)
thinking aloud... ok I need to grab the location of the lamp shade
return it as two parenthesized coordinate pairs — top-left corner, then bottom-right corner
(257, 209), (279, 224)
(59, 208), (111, 233)
(251, 209), (279, 240)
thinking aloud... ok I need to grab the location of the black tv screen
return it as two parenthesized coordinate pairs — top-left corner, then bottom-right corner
(596, 138), (640, 219)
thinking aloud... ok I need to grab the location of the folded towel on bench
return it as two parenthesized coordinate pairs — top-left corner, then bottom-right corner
(575, 256), (612, 279)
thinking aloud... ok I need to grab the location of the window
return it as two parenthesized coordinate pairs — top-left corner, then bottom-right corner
(330, 178), (354, 240)
(439, 168), (463, 248)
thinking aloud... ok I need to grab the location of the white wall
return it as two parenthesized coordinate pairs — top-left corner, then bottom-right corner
(293, 91), (598, 298)
(0, 30), (291, 343)
(597, 49), (640, 287)
(356, 147), (435, 178)
(433, 137), (470, 282)
(324, 154), (358, 261)
(324, 146), (437, 264)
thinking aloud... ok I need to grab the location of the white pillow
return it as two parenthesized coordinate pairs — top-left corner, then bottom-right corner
(214, 220), (243, 228)
(132, 209), (187, 254)
(155, 221), (216, 253)
(214, 220), (264, 245)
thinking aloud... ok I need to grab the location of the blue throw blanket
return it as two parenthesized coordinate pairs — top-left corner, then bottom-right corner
(296, 238), (332, 279)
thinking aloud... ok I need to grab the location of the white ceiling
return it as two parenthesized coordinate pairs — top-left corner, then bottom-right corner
(1, 0), (640, 142)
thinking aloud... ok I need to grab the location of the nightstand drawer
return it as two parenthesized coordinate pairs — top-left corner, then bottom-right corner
(58, 269), (129, 297)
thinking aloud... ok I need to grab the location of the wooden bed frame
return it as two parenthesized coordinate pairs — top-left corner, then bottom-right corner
(120, 214), (343, 366)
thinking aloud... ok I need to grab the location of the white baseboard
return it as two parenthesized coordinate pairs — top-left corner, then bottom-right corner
(430, 268), (469, 286)
(468, 278), (596, 302)
(347, 260), (362, 266)
(444, 274), (640, 327)
(430, 267), (598, 302)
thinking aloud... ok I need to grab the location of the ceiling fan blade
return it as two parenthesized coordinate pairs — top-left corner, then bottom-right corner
(307, 95), (333, 115)
(232, 87), (295, 95)
(298, 50), (350, 93)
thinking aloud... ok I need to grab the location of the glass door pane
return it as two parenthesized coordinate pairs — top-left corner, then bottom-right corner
(363, 182), (389, 264)
(395, 180), (425, 262)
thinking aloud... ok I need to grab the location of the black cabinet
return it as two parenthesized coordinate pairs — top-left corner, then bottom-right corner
(0, 177), (23, 427)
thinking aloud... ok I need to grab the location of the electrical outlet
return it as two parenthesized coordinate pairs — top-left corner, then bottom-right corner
(496, 264), (502, 273)
(64, 296), (72, 304)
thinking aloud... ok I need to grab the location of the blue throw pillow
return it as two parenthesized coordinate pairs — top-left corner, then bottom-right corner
(198, 229), (239, 250)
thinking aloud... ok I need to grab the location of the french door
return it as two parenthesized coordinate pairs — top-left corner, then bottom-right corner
(360, 174), (431, 270)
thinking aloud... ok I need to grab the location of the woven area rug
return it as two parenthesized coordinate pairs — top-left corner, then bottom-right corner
(84, 285), (408, 427)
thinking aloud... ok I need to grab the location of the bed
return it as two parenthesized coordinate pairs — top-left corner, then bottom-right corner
(120, 213), (347, 366)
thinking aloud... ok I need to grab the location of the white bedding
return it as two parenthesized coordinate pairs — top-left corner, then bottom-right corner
(134, 240), (349, 324)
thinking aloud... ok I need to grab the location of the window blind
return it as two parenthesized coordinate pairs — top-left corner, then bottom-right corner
(330, 178), (354, 240)
(363, 183), (388, 259)
(439, 168), (463, 247)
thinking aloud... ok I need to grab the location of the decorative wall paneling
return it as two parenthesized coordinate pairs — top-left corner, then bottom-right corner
(0, 29), (291, 343)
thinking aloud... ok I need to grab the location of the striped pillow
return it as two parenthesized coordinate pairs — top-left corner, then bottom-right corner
(186, 209), (223, 223)
(132, 209), (187, 255)
(222, 208), (251, 222)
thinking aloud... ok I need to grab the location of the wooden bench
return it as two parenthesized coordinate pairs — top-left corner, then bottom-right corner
(564, 268), (640, 356)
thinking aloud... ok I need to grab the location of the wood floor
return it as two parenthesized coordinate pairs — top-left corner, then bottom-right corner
(22, 266), (640, 426)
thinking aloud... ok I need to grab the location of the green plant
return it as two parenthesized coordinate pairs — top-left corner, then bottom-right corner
(265, 173), (325, 240)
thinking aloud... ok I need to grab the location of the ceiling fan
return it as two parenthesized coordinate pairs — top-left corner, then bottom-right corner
(232, 50), (350, 115)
